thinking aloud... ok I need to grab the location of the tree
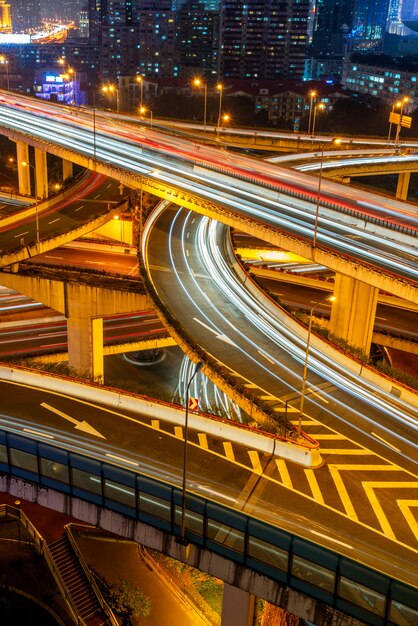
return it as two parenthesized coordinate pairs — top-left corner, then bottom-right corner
(109, 579), (151, 625)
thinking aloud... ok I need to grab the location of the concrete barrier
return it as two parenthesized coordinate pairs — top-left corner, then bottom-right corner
(0, 364), (322, 468)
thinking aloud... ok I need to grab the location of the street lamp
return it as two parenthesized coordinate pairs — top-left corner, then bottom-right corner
(102, 83), (119, 113)
(221, 113), (230, 126)
(307, 89), (317, 135)
(193, 78), (207, 134)
(395, 96), (410, 145)
(177, 360), (204, 546)
(387, 99), (402, 142)
(68, 68), (77, 105)
(136, 75), (144, 108)
(216, 83), (223, 131)
(298, 296), (335, 432)
(313, 137), (341, 251)
(311, 102), (325, 137)
(22, 161), (39, 245)
(139, 105), (153, 128)
(0, 55), (9, 90)
(58, 58), (77, 105)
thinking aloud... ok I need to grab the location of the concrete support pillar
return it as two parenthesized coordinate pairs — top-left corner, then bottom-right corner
(67, 316), (104, 381)
(34, 147), (49, 199)
(396, 171), (411, 201)
(16, 142), (31, 195)
(63, 159), (73, 181)
(221, 584), (256, 626)
(329, 274), (378, 355)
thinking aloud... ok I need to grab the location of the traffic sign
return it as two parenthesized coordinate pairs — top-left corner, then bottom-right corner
(189, 397), (199, 411)
(389, 111), (400, 125)
(401, 115), (412, 128)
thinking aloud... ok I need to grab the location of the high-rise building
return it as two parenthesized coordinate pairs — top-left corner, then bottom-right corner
(311, 0), (355, 56)
(39, 0), (85, 23)
(401, 0), (418, 31)
(351, 0), (391, 50)
(137, 4), (178, 78)
(220, 0), (309, 81)
(177, 0), (219, 77)
(10, 0), (42, 31)
(0, 0), (12, 33)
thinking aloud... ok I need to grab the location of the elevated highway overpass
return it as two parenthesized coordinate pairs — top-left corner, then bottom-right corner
(0, 93), (416, 293)
(0, 92), (417, 367)
(0, 97), (415, 624)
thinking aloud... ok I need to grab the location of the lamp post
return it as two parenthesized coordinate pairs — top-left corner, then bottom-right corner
(307, 89), (316, 135)
(216, 83), (223, 131)
(177, 360), (204, 546)
(136, 75), (144, 108)
(22, 161), (39, 245)
(298, 296), (335, 432)
(93, 90), (97, 162)
(395, 96), (410, 145)
(387, 99), (402, 142)
(59, 58), (77, 105)
(193, 78), (207, 134)
(68, 67), (77, 105)
(0, 55), (9, 90)
(102, 83), (119, 112)
(311, 102), (325, 137)
(313, 138), (341, 251)
(139, 105), (153, 128)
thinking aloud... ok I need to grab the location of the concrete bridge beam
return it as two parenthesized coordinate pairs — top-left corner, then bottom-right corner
(396, 171), (411, 201)
(16, 141), (31, 196)
(221, 585), (256, 626)
(34, 147), (49, 199)
(329, 274), (378, 355)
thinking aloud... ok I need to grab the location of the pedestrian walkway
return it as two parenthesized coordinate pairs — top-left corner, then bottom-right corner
(0, 492), (213, 626)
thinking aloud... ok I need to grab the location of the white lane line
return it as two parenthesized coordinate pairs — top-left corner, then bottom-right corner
(74, 204), (84, 211)
(105, 453), (139, 467)
(14, 231), (29, 238)
(257, 350), (275, 365)
(310, 530), (353, 550)
(372, 432), (401, 452)
(49, 218), (60, 224)
(23, 428), (55, 439)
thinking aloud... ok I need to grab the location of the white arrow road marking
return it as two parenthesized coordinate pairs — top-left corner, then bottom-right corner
(193, 317), (236, 346)
(41, 402), (106, 439)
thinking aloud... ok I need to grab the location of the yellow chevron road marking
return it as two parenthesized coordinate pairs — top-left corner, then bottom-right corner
(275, 405), (299, 413)
(397, 500), (418, 544)
(314, 434), (345, 440)
(151, 419), (159, 429)
(305, 469), (325, 504)
(328, 465), (358, 520)
(248, 451), (263, 474)
(174, 426), (183, 438)
(362, 483), (396, 539)
(329, 465), (403, 471)
(276, 459), (293, 489)
(321, 449), (372, 455)
(198, 433), (208, 449)
(223, 441), (235, 462)
(363, 483), (418, 540)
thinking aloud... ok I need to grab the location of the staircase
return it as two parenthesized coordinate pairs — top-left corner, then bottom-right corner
(48, 536), (109, 626)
